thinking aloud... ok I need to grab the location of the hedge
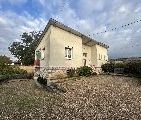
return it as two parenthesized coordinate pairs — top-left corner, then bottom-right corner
(67, 66), (93, 77)
(0, 64), (27, 75)
(0, 73), (33, 83)
(0, 64), (33, 83)
(101, 61), (141, 77)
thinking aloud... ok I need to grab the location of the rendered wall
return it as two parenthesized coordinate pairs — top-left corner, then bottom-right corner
(82, 44), (92, 66)
(49, 26), (83, 67)
(35, 25), (108, 69)
(35, 26), (51, 67)
(91, 45), (98, 67)
(95, 45), (108, 67)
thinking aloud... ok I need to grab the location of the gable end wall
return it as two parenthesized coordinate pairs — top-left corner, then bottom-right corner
(49, 25), (83, 67)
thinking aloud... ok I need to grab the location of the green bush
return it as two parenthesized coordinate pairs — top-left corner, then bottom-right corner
(124, 62), (141, 75)
(67, 68), (76, 78)
(101, 61), (141, 78)
(0, 73), (34, 83)
(0, 64), (27, 75)
(37, 76), (47, 86)
(114, 63), (125, 68)
(101, 63), (114, 73)
(77, 66), (93, 76)
(0, 64), (32, 83)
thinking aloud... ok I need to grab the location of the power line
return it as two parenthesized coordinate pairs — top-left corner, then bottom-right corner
(93, 19), (141, 36)
(56, 0), (69, 20)
(56, 1), (141, 49)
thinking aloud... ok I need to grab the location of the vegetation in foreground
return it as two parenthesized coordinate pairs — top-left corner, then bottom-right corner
(102, 61), (141, 78)
(0, 57), (33, 83)
(0, 75), (141, 119)
(67, 66), (94, 78)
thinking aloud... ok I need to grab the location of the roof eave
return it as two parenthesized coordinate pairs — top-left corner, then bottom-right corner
(36, 18), (109, 50)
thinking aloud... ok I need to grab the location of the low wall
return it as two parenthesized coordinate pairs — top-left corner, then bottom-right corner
(34, 67), (68, 80)
(34, 66), (102, 80)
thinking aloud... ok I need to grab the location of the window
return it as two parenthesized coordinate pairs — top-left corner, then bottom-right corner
(36, 47), (45, 60)
(83, 59), (86, 66)
(65, 47), (73, 59)
(99, 54), (101, 60)
(83, 53), (87, 57)
(36, 50), (41, 59)
(101, 55), (102, 60)
(104, 55), (106, 60)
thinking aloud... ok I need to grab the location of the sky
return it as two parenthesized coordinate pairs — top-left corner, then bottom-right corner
(0, 0), (141, 60)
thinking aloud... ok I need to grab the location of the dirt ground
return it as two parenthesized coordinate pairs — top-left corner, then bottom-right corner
(0, 75), (141, 120)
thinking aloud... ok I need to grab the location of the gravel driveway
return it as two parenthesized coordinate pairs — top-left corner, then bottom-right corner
(0, 75), (141, 120)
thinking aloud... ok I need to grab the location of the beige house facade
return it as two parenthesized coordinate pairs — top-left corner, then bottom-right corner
(35, 18), (109, 69)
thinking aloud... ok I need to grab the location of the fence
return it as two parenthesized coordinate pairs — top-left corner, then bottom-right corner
(114, 68), (124, 74)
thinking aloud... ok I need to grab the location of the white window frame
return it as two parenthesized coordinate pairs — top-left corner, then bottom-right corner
(104, 55), (106, 60)
(65, 47), (73, 59)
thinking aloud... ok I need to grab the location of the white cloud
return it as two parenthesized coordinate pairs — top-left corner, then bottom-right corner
(0, 0), (141, 60)
(118, 6), (127, 13)
(134, 7), (141, 13)
(36, 0), (63, 14)
(0, 17), (7, 25)
(0, 11), (47, 60)
(76, 0), (105, 16)
(35, 0), (141, 58)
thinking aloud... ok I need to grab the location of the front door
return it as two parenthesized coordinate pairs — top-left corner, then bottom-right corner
(83, 53), (87, 66)
(83, 59), (86, 66)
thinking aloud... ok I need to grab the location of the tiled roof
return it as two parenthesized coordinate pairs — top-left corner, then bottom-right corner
(37, 18), (109, 49)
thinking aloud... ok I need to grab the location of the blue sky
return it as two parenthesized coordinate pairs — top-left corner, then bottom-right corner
(0, 0), (141, 60)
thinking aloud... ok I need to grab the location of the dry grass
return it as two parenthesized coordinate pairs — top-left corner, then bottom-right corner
(19, 66), (34, 73)
(0, 75), (141, 120)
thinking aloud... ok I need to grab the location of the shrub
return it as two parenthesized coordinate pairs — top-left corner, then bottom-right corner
(0, 64), (32, 83)
(51, 70), (67, 79)
(37, 76), (47, 86)
(0, 73), (34, 83)
(102, 61), (141, 78)
(101, 63), (114, 73)
(0, 64), (27, 75)
(124, 62), (141, 75)
(76, 66), (93, 76)
(67, 68), (76, 77)
(114, 63), (125, 68)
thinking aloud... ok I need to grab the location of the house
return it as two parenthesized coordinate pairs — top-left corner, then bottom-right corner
(35, 18), (109, 71)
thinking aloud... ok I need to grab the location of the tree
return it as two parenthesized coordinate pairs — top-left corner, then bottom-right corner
(0, 55), (12, 64)
(8, 31), (42, 65)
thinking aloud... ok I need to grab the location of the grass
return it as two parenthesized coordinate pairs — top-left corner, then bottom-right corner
(0, 75), (141, 119)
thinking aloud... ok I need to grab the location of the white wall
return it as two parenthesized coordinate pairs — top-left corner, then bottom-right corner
(96, 45), (108, 67)
(35, 26), (51, 67)
(91, 45), (97, 67)
(49, 26), (83, 67)
(35, 25), (108, 68)
(82, 44), (91, 66)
